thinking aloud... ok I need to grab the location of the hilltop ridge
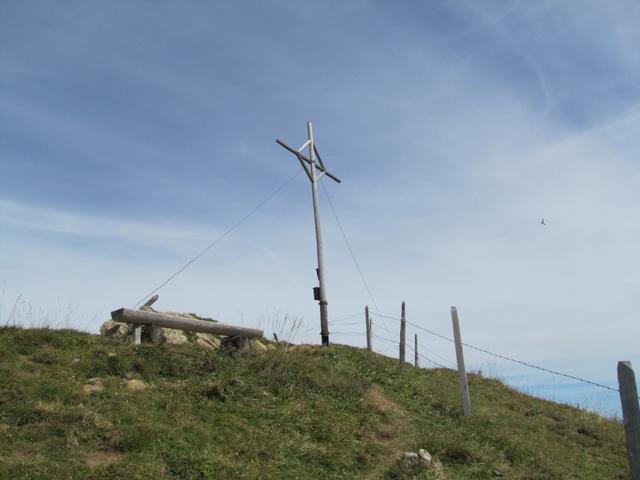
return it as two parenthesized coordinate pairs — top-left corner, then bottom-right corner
(0, 327), (629, 479)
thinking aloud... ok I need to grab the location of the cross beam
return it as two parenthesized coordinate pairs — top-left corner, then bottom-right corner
(275, 140), (342, 184)
(276, 122), (340, 346)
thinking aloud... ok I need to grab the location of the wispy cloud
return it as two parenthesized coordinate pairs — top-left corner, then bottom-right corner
(0, 197), (222, 252)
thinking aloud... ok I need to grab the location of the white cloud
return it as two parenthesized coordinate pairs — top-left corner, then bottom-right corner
(0, 197), (211, 244)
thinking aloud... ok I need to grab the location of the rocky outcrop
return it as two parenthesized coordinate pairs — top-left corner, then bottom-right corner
(100, 311), (272, 352)
(99, 320), (132, 339)
(100, 311), (222, 349)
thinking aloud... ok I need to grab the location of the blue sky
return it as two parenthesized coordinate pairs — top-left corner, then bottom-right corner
(2, 0), (640, 414)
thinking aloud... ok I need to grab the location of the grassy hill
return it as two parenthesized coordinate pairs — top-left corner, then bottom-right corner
(0, 327), (630, 479)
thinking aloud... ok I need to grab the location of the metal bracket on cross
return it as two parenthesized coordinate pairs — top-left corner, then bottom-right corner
(276, 137), (341, 184)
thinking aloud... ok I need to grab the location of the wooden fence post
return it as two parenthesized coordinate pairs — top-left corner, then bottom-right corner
(365, 306), (372, 351)
(618, 361), (640, 479)
(414, 334), (418, 367)
(451, 306), (471, 417)
(399, 301), (406, 366)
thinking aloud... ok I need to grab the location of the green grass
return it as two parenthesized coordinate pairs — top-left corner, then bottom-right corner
(0, 327), (630, 479)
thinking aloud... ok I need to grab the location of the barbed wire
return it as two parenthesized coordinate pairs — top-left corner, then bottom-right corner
(371, 333), (447, 369)
(328, 312), (363, 324)
(461, 342), (620, 394)
(391, 332), (454, 369)
(405, 337), (456, 367)
(416, 351), (449, 370)
(373, 313), (454, 343)
(330, 321), (365, 327)
(372, 313), (621, 394)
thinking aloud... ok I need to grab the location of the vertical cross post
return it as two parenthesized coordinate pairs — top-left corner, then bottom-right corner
(307, 123), (330, 346)
(414, 333), (418, 367)
(618, 361), (640, 479)
(399, 301), (406, 366)
(276, 123), (341, 346)
(365, 305), (372, 351)
(451, 306), (471, 417)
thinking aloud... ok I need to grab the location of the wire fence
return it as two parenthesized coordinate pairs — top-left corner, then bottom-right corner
(129, 147), (625, 403)
(371, 332), (448, 369)
(369, 312), (621, 395)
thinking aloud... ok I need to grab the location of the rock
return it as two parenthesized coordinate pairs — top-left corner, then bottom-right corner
(100, 311), (221, 350)
(125, 379), (148, 391)
(397, 449), (433, 468)
(418, 449), (432, 465)
(251, 340), (268, 351)
(398, 452), (420, 467)
(195, 333), (221, 349)
(166, 311), (217, 323)
(157, 327), (190, 345)
(147, 325), (221, 350)
(100, 311), (253, 352)
(99, 320), (132, 339)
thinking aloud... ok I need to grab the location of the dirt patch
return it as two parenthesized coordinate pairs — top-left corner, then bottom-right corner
(125, 379), (148, 391)
(35, 401), (60, 413)
(86, 450), (122, 467)
(82, 378), (104, 394)
(362, 386), (450, 479)
(362, 385), (411, 479)
(365, 385), (407, 418)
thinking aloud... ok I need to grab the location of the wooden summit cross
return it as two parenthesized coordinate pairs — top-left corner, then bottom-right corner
(276, 122), (341, 346)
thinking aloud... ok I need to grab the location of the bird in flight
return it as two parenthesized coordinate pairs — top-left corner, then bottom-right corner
(540, 218), (546, 226)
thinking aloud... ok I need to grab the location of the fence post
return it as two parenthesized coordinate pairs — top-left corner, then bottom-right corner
(451, 306), (471, 417)
(414, 334), (418, 367)
(399, 301), (406, 366)
(618, 361), (640, 479)
(365, 306), (372, 351)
